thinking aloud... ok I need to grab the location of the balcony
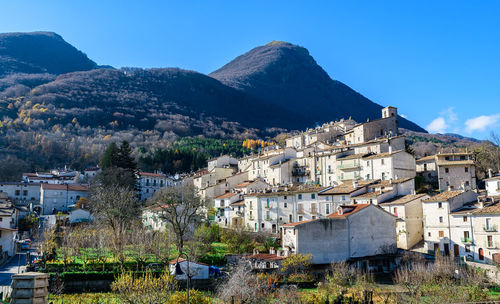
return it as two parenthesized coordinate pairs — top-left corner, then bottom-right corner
(483, 225), (498, 232)
(292, 169), (310, 176)
(248, 216), (255, 221)
(265, 217), (273, 221)
(297, 209), (305, 215)
(337, 163), (360, 170)
(461, 237), (473, 244)
(310, 209), (318, 214)
(236, 211), (243, 217)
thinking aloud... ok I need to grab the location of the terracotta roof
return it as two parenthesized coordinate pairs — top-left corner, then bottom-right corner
(319, 180), (377, 195)
(41, 184), (89, 191)
(351, 191), (385, 199)
(416, 155), (436, 162)
(423, 191), (464, 202)
(140, 172), (166, 178)
(379, 194), (428, 206)
(245, 253), (285, 261)
(437, 152), (473, 156)
(362, 150), (404, 160)
(370, 177), (414, 188)
(467, 202), (500, 215)
(215, 192), (238, 199)
(234, 181), (252, 188)
(281, 218), (319, 227)
(327, 204), (371, 218)
(436, 160), (474, 166)
(230, 199), (245, 206)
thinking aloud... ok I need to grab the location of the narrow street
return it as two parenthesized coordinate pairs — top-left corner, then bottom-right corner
(0, 253), (26, 286)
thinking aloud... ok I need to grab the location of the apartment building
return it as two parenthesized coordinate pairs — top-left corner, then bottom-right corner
(244, 185), (330, 233)
(0, 182), (41, 206)
(485, 173), (500, 197)
(422, 190), (478, 256)
(137, 171), (174, 201)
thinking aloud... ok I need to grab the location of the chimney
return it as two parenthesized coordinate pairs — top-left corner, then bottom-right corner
(388, 145), (393, 154)
(489, 168), (493, 178)
(352, 180), (358, 189)
(389, 178), (393, 184)
(269, 247), (275, 255)
(337, 206), (344, 215)
(448, 185), (452, 192)
(253, 249), (259, 255)
(478, 197), (484, 209)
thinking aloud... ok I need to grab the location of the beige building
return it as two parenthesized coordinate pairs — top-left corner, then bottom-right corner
(436, 153), (477, 191)
(379, 194), (429, 249)
(344, 106), (398, 145)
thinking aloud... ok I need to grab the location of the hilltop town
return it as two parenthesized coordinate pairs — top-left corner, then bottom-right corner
(1, 106), (498, 303)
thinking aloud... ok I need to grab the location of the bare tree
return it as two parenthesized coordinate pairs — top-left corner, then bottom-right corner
(217, 262), (267, 304)
(88, 185), (141, 264)
(152, 182), (206, 255)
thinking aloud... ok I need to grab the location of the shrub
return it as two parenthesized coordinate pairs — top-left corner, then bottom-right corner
(166, 290), (212, 304)
(111, 270), (177, 304)
(280, 253), (312, 276)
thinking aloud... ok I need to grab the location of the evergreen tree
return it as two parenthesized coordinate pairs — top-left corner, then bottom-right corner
(117, 141), (137, 170)
(101, 142), (119, 169)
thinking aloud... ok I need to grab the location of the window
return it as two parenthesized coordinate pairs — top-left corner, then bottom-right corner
(381, 173), (386, 180)
(488, 235), (494, 248)
(428, 232), (431, 237)
(284, 196), (287, 200)
(298, 194), (302, 200)
(486, 218), (492, 230)
(465, 245), (470, 252)
(326, 196), (330, 201)
(464, 231), (470, 240)
(15, 190), (20, 196)
(326, 204), (330, 214)
(220, 200), (225, 207)
(312, 216), (316, 219)
(445, 168), (449, 174)
(438, 202), (443, 208)
(439, 216), (443, 223)
(465, 167), (469, 173)
(381, 159), (385, 165)
(266, 211), (270, 219)
(439, 231), (444, 238)
(311, 194), (316, 199)
(424, 163), (427, 171)
(460, 155), (466, 160)
(445, 156), (450, 161)
(23, 190), (27, 196)
(366, 174), (370, 179)
(298, 215), (303, 221)
(266, 199), (270, 208)
(284, 202), (288, 208)
(393, 207), (398, 216)
(367, 161), (370, 167)
(463, 216), (467, 222)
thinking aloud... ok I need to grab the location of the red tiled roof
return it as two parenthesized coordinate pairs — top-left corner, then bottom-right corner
(169, 257), (209, 266)
(245, 253), (285, 261)
(215, 192), (238, 199)
(281, 218), (319, 227)
(327, 204), (370, 219)
(140, 172), (166, 178)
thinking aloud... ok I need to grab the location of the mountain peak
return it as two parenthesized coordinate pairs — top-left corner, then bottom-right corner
(210, 42), (427, 132)
(0, 31), (98, 76)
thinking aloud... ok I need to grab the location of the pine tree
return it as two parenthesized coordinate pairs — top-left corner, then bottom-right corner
(117, 141), (137, 170)
(101, 142), (119, 169)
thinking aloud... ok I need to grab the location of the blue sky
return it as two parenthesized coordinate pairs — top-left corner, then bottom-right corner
(1, 1), (499, 139)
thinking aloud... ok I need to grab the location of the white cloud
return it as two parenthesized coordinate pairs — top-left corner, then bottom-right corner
(400, 114), (407, 119)
(426, 107), (459, 134)
(426, 117), (448, 133)
(465, 114), (500, 133)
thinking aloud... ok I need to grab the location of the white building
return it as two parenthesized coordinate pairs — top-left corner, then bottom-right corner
(207, 155), (238, 171)
(39, 184), (89, 215)
(281, 204), (396, 265)
(137, 172), (174, 201)
(142, 204), (168, 231)
(0, 199), (18, 257)
(0, 182), (41, 206)
(422, 190), (478, 256)
(485, 173), (500, 197)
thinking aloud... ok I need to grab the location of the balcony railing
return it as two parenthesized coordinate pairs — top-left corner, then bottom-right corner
(483, 225), (498, 232)
(292, 169), (310, 176)
(265, 217), (273, 221)
(337, 163), (360, 170)
(248, 216), (255, 221)
(310, 209), (318, 214)
(297, 209), (304, 215)
(461, 237), (473, 244)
